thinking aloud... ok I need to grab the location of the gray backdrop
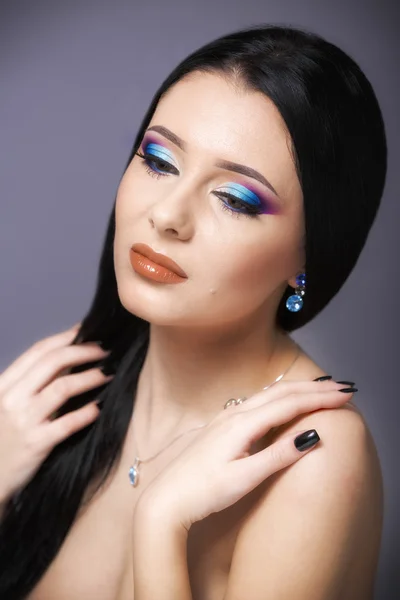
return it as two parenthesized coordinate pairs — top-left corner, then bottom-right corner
(1, 1), (399, 598)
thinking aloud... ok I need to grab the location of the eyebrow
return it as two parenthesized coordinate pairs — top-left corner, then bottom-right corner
(146, 125), (279, 197)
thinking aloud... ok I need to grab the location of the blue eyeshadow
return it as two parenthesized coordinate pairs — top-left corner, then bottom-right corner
(141, 135), (279, 215)
(144, 141), (179, 168)
(218, 182), (262, 207)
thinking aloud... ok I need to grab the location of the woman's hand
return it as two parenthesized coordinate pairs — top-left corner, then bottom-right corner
(135, 379), (356, 531)
(0, 324), (114, 503)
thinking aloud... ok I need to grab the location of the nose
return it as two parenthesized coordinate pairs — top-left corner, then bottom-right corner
(148, 183), (195, 240)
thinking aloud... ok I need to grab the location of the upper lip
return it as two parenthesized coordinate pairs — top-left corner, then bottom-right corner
(131, 243), (188, 278)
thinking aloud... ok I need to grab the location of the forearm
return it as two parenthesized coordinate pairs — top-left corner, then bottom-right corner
(132, 505), (192, 600)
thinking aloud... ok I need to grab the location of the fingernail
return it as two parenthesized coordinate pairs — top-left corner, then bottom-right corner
(313, 375), (332, 382)
(91, 340), (108, 351)
(100, 362), (117, 376)
(336, 380), (356, 386)
(294, 429), (320, 451)
(338, 387), (358, 393)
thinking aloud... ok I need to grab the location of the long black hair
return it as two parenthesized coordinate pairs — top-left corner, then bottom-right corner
(0, 23), (387, 598)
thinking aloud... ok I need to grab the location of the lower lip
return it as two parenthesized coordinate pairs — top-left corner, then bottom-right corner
(129, 250), (187, 284)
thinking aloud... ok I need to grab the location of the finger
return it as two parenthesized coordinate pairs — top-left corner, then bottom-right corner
(231, 379), (351, 413)
(240, 386), (355, 444)
(38, 400), (102, 452)
(0, 325), (81, 394)
(3, 342), (110, 404)
(35, 368), (114, 422)
(228, 428), (321, 495)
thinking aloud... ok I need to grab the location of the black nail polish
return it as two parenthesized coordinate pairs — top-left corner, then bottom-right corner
(294, 429), (320, 451)
(100, 362), (117, 376)
(338, 387), (358, 393)
(336, 380), (355, 386)
(95, 340), (108, 351)
(313, 375), (332, 382)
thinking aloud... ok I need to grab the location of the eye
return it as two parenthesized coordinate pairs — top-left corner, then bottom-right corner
(135, 151), (178, 179)
(135, 151), (263, 220)
(214, 191), (261, 220)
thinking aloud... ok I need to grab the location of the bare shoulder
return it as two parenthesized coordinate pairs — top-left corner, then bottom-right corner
(268, 346), (383, 496)
(260, 345), (385, 555)
(265, 390), (384, 510)
(223, 348), (384, 599)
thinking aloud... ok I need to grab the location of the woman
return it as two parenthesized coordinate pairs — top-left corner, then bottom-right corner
(0, 23), (386, 599)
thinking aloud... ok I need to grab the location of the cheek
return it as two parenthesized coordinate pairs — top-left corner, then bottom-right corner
(214, 236), (293, 283)
(204, 231), (301, 307)
(114, 176), (139, 266)
(115, 163), (149, 217)
(114, 176), (130, 224)
(223, 249), (275, 295)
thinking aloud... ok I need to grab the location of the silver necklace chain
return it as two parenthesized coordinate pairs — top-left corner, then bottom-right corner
(128, 342), (301, 487)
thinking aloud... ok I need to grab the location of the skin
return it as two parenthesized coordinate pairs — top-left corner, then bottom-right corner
(25, 71), (383, 600)
(113, 70), (307, 451)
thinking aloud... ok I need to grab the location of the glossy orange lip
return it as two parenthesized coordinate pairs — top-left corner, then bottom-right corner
(130, 251), (186, 284)
(130, 243), (188, 278)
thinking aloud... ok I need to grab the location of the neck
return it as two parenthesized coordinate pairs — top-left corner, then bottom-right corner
(133, 313), (299, 451)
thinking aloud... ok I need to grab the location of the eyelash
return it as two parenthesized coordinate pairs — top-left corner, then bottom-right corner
(135, 151), (261, 220)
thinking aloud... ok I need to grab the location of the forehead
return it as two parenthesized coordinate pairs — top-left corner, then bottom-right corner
(149, 71), (302, 206)
(151, 71), (291, 159)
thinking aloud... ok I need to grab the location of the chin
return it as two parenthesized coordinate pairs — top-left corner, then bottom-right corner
(116, 285), (187, 326)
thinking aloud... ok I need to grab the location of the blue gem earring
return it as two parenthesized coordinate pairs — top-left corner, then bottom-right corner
(286, 272), (306, 312)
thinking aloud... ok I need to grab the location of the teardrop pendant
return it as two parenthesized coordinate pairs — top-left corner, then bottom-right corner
(129, 457), (140, 487)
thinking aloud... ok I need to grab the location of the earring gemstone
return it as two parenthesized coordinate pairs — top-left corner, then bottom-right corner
(296, 273), (306, 287)
(286, 294), (304, 312)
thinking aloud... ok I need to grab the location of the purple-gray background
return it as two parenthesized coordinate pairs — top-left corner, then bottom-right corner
(1, 1), (399, 597)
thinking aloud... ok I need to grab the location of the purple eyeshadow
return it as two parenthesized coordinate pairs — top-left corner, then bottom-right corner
(139, 133), (280, 215)
(219, 181), (279, 215)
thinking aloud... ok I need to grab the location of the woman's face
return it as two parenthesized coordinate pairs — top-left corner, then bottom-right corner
(114, 71), (305, 330)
